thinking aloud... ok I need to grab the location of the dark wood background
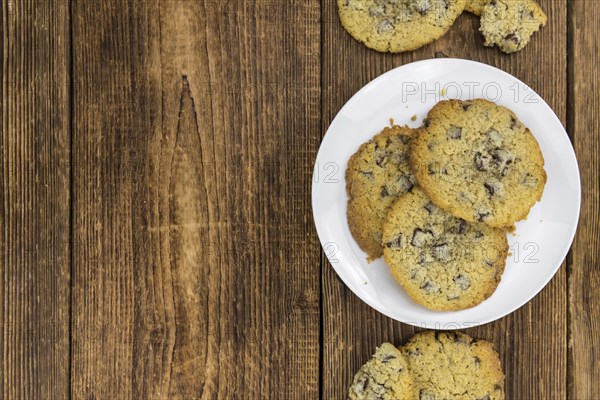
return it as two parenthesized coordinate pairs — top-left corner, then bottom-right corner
(1, 0), (598, 398)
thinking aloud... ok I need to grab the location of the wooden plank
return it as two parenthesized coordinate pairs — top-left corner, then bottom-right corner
(0, 0), (71, 398)
(321, 1), (567, 398)
(71, 0), (321, 397)
(569, 0), (600, 397)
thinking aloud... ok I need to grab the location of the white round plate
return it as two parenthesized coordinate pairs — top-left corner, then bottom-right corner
(312, 58), (580, 329)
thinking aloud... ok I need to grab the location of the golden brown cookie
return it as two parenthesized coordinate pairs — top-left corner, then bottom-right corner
(349, 342), (414, 400)
(401, 331), (505, 400)
(338, 0), (467, 53)
(346, 125), (417, 260)
(383, 187), (507, 311)
(410, 99), (546, 227)
(479, 0), (547, 53)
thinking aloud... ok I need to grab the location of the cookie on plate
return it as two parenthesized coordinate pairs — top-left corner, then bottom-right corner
(410, 99), (546, 227)
(346, 125), (417, 260)
(401, 331), (505, 400)
(382, 187), (507, 311)
(338, 0), (467, 53)
(464, 0), (488, 15)
(480, 0), (547, 53)
(349, 342), (414, 400)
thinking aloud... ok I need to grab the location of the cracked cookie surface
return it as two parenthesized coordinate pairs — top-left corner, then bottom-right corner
(479, 0), (547, 53)
(338, 0), (467, 53)
(383, 187), (507, 311)
(346, 125), (417, 260)
(349, 342), (414, 400)
(401, 331), (505, 400)
(410, 99), (546, 227)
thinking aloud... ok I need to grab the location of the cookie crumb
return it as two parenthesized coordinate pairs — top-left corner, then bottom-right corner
(390, 118), (394, 126)
(411, 115), (417, 121)
(440, 88), (447, 96)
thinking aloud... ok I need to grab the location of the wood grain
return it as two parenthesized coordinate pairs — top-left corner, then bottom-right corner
(2, 0), (598, 397)
(0, 1), (71, 398)
(569, 0), (600, 398)
(71, 0), (321, 398)
(321, 1), (567, 398)
(0, 1), (70, 399)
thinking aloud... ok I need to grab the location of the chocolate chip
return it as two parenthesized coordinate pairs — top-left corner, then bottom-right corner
(414, 0), (433, 15)
(423, 118), (431, 128)
(410, 270), (418, 279)
(510, 117), (519, 129)
(390, 152), (406, 164)
(505, 33), (520, 44)
(457, 220), (468, 234)
(360, 377), (369, 391)
(399, 134), (411, 144)
(359, 171), (374, 179)
(454, 274), (471, 290)
(375, 155), (388, 167)
(462, 102), (473, 111)
(447, 125), (462, 139)
(452, 332), (468, 344)
(385, 235), (402, 249)
(421, 281), (439, 293)
(486, 129), (502, 146)
(397, 175), (414, 193)
(490, 0), (497, 5)
(380, 186), (390, 197)
(424, 202), (437, 214)
(474, 356), (481, 366)
(477, 212), (490, 222)
(485, 259), (495, 267)
(484, 182), (498, 196)
(432, 243), (450, 262)
(368, 3), (385, 16)
(377, 19), (394, 34)
(475, 231), (484, 239)
(419, 389), (436, 400)
(408, 349), (421, 357)
(380, 354), (396, 363)
(411, 229), (434, 247)
(427, 163), (436, 174)
(435, 51), (448, 58)
(474, 152), (491, 171)
(494, 384), (503, 392)
(491, 148), (512, 164)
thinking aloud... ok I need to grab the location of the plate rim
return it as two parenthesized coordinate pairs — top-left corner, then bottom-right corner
(312, 57), (581, 329)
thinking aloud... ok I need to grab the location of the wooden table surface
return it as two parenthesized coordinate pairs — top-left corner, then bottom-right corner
(1, 0), (598, 398)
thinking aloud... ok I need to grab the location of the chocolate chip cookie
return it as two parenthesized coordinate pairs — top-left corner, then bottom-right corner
(346, 125), (417, 260)
(410, 99), (546, 227)
(401, 331), (505, 400)
(382, 187), (507, 311)
(338, 0), (467, 53)
(464, 0), (488, 15)
(480, 0), (547, 53)
(349, 342), (414, 400)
